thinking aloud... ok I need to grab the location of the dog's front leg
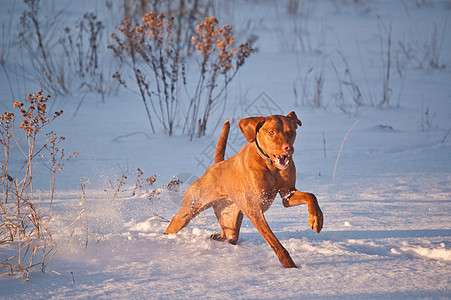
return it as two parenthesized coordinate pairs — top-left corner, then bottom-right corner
(247, 210), (297, 268)
(281, 190), (323, 233)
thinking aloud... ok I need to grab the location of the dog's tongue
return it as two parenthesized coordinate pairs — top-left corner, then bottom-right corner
(272, 155), (289, 169)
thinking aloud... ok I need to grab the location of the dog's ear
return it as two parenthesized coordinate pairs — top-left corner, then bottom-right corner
(287, 111), (302, 127)
(239, 116), (265, 142)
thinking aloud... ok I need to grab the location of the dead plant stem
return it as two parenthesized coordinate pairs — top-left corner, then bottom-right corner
(332, 120), (359, 184)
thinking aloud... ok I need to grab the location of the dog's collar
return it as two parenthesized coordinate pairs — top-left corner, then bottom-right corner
(254, 134), (272, 163)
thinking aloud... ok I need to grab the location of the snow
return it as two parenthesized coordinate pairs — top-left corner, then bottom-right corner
(1, 0), (450, 299)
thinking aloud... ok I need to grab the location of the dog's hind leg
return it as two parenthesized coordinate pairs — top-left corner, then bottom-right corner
(166, 119), (230, 236)
(165, 184), (214, 234)
(212, 202), (243, 244)
(164, 206), (195, 234)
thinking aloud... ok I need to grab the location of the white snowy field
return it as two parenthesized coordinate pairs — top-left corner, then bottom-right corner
(1, 0), (450, 299)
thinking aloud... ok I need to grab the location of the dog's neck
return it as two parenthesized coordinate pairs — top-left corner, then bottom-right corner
(254, 134), (273, 164)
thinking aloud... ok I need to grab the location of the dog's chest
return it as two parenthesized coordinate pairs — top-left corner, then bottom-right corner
(259, 171), (283, 198)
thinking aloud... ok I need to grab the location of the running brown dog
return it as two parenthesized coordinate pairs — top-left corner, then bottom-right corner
(165, 111), (323, 268)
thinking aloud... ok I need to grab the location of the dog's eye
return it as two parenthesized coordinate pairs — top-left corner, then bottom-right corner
(268, 130), (275, 135)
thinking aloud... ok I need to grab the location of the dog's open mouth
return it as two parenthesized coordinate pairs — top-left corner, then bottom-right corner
(271, 154), (291, 169)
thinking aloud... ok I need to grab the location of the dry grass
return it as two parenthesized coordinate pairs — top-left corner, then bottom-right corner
(109, 11), (254, 138)
(104, 168), (182, 224)
(14, 0), (117, 106)
(106, 168), (182, 202)
(66, 178), (89, 249)
(332, 120), (359, 184)
(0, 88), (77, 279)
(187, 16), (254, 138)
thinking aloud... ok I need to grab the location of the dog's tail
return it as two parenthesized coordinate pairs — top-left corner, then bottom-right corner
(214, 119), (230, 163)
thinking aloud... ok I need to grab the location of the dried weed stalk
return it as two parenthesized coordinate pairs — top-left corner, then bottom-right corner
(377, 17), (393, 107)
(187, 16), (254, 138)
(17, 0), (115, 102)
(132, 168), (157, 197)
(121, 0), (213, 56)
(60, 12), (115, 102)
(109, 12), (254, 138)
(109, 13), (183, 135)
(0, 88), (76, 279)
(69, 178), (89, 249)
(41, 132), (79, 212)
(107, 174), (128, 203)
(331, 50), (364, 113)
(106, 169), (180, 222)
(19, 0), (68, 96)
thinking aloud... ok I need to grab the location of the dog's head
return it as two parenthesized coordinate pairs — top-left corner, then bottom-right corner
(238, 111), (302, 170)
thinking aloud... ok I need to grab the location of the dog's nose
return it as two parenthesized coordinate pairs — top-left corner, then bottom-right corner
(283, 144), (294, 154)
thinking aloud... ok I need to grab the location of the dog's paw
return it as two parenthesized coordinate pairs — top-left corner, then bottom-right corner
(278, 249), (297, 268)
(210, 233), (227, 241)
(308, 208), (323, 233)
(210, 233), (238, 245)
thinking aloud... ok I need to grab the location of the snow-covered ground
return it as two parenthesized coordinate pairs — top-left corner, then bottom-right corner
(1, 0), (450, 299)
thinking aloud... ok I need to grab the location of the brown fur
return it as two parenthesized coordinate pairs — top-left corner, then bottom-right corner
(165, 111), (323, 268)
